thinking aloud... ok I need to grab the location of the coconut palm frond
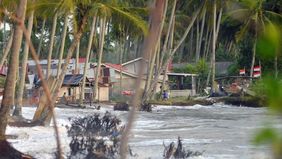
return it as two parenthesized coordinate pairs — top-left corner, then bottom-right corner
(235, 18), (251, 42)
(106, 5), (148, 35)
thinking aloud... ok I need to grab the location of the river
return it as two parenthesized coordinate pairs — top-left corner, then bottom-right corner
(7, 104), (281, 159)
(126, 104), (280, 159)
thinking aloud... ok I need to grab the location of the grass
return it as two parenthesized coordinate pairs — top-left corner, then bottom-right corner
(149, 96), (213, 106)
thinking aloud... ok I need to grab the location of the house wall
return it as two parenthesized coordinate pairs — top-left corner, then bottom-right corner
(111, 71), (162, 97)
(97, 87), (109, 101)
(123, 60), (148, 75)
(169, 90), (193, 98)
(58, 86), (109, 102)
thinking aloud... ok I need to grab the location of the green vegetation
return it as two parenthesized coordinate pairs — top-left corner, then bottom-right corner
(0, 76), (5, 88)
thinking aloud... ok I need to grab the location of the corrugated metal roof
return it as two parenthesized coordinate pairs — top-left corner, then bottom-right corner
(63, 74), (84, 86)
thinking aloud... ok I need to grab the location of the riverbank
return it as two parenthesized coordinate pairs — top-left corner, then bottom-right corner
(148, 96), (266, 107)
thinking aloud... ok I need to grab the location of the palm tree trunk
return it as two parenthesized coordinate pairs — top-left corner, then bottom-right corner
(73, 41), (80, 101)
(195, 18), (200, 61)
(79, 16), (96, 106)
(47, 13), (58, 78)
(143, 6), (201, 103)
(13, 10), (34, 117)
(250, 30), (257, 78)
(160, 0), (176, 67)
(144, 0), (168, 97)
(57, 16), (68, 77)
(32, 15), (88, 125)
(37, 18), (46, 58)
(75, 41), (80, 74)
(160, 15), (175, 100)
(120, 1), (166, 157)
(119, 38), (124, 95)
(211, 3), (222, 93)
(0, 0), (27, 138)
(0, 29), (13, 68)
(198, 8), (206, 60)
(211, 2), (216, 93)
(93, 18), (106, 102)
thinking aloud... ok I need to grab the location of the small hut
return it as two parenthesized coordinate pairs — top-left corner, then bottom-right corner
(166, 72), (198, 97)
(59, 74), (109, 102)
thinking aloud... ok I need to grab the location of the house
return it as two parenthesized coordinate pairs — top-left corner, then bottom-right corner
(58, 74), (109, 102)
(166, 72), (198, 97)
(100, 63), (163, 99)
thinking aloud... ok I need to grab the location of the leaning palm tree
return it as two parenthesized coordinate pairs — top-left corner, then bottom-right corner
(79, 15), (97, 106)
(0, 0), (27, 139)
(14, 1), (35, 117)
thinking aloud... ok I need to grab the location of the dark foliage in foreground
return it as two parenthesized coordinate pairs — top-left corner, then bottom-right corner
(67, 112), (125, 159)
(163, 137), (203, 159)
(0, 140), (33, 159)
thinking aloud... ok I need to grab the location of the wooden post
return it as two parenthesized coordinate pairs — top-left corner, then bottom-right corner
(191, 75), (196, 96)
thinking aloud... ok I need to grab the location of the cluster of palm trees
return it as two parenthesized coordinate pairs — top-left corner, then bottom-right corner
(0, 0), (281, 157)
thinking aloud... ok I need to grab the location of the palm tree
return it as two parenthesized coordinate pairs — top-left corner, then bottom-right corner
(93, 17), (106, 102)
(0, 0), (27, 138)
(46, 12), (58, 78)
(0, 28), (13, 69)
(14, 5), (35, 117)
(56, 15), (68, 77)
(79, 16), (97, 106)
(120, 1), (166, 157)
(142, 2), (202, 103)
(228, 0), (282, 78)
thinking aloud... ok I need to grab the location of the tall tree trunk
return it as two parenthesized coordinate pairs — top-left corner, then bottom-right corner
(250, 25), (258, 79)
(189, 26), (194, 61)
(211, 2), (216, 93)
(37, 18), (46, 58)
(75, 41), (80, 74)
(198, 8), (206, 60)
(203, 28), (210, 59)
(0, 29), (13, 68)
(32, 15), (88, 125)
(73, 41), (80, 101)
(93, 18), (106, 102)
(79, 16), (96, 106)
(144, 0), (168, 96)
(14, 10), (34, 117)
(160, 15), (175, 99)
(0, 0), (27, 138)
(211, 3), (222, 93)
(120, 1), (166, 158)
(119, 35), (124, 95)
(195, 18), (200, 61)
(160, 0), (176, 67)
(47, 13), (58, 78)
(57, 16), (68, 77)
(143, 6), (201, 103)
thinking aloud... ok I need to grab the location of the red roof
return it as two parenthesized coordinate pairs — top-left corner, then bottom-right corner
(104, 63), (127, 72)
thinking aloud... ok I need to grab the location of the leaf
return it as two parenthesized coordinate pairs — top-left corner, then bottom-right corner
(253, 127), (279, 145)
(257, 24), (281, 59)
